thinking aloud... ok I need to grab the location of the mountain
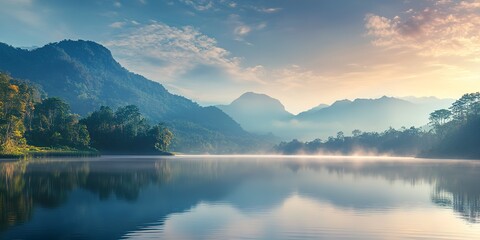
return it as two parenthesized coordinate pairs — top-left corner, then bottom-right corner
(218, 93), (453, 141)
(295, 96), (454, 139)
(0, 40), (274, 153)
(298, 103), (329, 115)
(217, 92), (293, 134)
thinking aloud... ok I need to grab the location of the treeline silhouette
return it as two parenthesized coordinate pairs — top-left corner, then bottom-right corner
(0, 73), (173, 155)
(275, 92), (480, 159)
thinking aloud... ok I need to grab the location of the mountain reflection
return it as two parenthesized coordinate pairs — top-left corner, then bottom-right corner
(1, 157), (480, 239)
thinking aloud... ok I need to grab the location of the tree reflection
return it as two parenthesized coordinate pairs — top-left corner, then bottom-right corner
(432, 168), (480, 223)
(300, 160), (480, 223)
(0, 161), (32, 231)
(0, 159), (171, 231)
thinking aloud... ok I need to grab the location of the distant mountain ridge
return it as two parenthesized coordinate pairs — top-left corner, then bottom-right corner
(217, 92), (293, 134)
(0, 40), (273, 153)
(219, 93), (454, 140)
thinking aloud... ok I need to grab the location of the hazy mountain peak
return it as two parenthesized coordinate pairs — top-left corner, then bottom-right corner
(217, 92), (293, 134)
(230, 92), (289, 112)
(331, 99), (352, 106)
(235, 92), (281, 103)
(310, 103), (329, 111)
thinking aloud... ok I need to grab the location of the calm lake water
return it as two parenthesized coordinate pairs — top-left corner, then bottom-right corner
(1, 155), (480, 240)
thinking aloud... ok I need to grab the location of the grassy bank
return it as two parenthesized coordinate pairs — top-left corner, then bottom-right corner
(0, 146), (100, 159)
(0, 146), (177, 159)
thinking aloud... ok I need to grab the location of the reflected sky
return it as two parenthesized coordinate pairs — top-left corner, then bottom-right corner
(1, 156), (480, 239)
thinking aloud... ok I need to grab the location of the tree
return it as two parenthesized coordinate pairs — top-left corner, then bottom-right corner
(0, 73), (36, 153)
(429, 109), (452, 126)
(336, 131), (345, 141)
(150, 124), (173, 152)
(27, 97), (90, 148)
(352, 129), (362, 137)
(450, 92), (480, 121)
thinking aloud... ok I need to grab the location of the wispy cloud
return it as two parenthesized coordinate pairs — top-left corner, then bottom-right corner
(253, 7), (281, 13)
(109, 21), (126, 28)
(234, 25), (251, 37)
(104, 22), (263, 84)
(179, 0), (214, 11)
(365, 0), (480, 57)
(228, 14), (266, 42)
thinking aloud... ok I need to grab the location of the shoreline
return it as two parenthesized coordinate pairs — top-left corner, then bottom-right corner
(0, 150), (174, 160)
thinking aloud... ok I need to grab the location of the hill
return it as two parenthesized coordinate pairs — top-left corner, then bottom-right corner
(0, 40), (274, 153)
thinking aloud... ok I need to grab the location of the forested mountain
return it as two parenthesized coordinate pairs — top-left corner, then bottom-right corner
(0, 40), (272, 153)
(217, 92), (293, 134)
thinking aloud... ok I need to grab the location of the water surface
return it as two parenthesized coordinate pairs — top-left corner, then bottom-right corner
(1, 156), (480, 239)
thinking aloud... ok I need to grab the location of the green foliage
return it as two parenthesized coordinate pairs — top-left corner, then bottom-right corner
(449, 93), (480, 121)
(150, 124), (173, 152)
(1, 73), (174, 155)
(1, 73), (91, 154)
(0, 73), (36, 154)
(26, 97), (90, 149)
(81, 105), (174, 153)
(426, 92), (480, 159)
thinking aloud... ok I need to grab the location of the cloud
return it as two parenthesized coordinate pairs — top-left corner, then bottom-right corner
(109, 21), (126, 28)
(234, 25), (251, 37)
(103, 22), (336, 110)
(228, 14), (266, 41)
(254, 7), (282, 13)
(104, 22), (263, 84)
(365, 0), (480, 57)
(179, 0), (214, 11)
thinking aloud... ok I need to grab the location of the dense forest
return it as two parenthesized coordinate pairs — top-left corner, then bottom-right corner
(0, 73), (173, 156)
(275, 92), (480, 159)
(81, 105), (173, 153)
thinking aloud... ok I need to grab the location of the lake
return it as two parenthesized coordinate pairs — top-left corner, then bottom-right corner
(1, 155), (480, 240)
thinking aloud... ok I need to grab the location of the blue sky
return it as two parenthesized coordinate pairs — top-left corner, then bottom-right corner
(1, 0), (479, 113)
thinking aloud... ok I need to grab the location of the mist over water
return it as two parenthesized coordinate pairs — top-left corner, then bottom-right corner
(1, 156), (480, 239)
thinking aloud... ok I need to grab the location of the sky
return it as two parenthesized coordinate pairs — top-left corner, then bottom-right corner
(0, 0), (479, 114)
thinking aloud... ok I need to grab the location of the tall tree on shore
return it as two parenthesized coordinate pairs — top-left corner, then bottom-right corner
(0, 73), (36, 153)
